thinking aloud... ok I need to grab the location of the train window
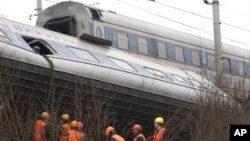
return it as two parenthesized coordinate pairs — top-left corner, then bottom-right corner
(166, 43), (176, 61)
(230, 59), (237, 75)
(244, 63), (250, 77)
(128, 33), (138, 53)
(145, 67), (167, 77)
(69, 47), (99, 63)
(117, 32), (129, 50)
(109, 57), (136, 72)
(44, 16), (76, 37)
(172, 75), (186, 83)
(148, 39), (158, 57)
(175, 46), (184, 63)
(237, 62), (244, 76)
(208, 55), (215, 70)
(157, 42), (167, 59)
(184, 48), (192, 65)
(23, 36), (56, 55)
(189, 79), (201, 87)
(0, 30), (5, 36)
(90, 8), (100, 20)
(192, 51), (200, 66)
(200, 51), (208, 67)
(96, 27), (102, 38)
(0, 30), (10, 42)
(138, 37), (148, 54)
(104, 27), (117, 48)
(223, 59), (230, 73)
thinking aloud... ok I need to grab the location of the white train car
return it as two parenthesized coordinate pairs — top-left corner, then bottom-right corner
(0, 17), (222, 128)
(36, 1), (250, 90)
(0, 2), (230, 136)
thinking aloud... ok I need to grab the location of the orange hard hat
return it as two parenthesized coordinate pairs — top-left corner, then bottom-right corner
(71, 120), (78, 128)
(41, 112), (49, 119)
(132, 124), (142, 131)
(62, 114), (70, 121)
(105, 126), (114, 136)
(77, 121), (84, 129)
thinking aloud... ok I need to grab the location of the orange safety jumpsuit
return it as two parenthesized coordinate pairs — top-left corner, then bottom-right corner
(59, 123), (71, 141)
(153, 127), (166, 141)
(68, 130), (81, 141)
(133, 133), (146, 141)
(33, 119), (47, 141)
(112, 134), (125, 141)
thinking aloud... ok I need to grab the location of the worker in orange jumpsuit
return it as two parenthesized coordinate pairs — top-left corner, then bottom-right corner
(33, 112), (49, 141)
(152, 117), (167, 141)
(131, 124), (146, 141)
(77, 121), (88, 141)
(68, 120), (81, 141)
(58, 114), (71, 141)
(104, 126), (125, 141)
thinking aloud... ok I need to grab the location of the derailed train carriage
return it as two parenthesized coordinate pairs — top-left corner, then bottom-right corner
(0, 1), (230, 139)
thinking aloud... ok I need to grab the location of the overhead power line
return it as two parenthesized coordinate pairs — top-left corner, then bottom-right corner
(147, 0), (250, 19)
(146, 0), (250, 33)
(150, 0), (213, 20)
(46, 0), (57, 3)
(117, 0), (250, 47)
(220, 4), (250, 19)
(118, 0), (201, 31)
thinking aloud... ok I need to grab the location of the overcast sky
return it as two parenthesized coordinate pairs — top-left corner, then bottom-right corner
(0, 0), (250, 49)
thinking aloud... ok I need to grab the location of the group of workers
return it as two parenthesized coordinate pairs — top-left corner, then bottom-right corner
(104, 117), (166, 141)
(33, 112), (167, 141)
(33, 112), (87, 141)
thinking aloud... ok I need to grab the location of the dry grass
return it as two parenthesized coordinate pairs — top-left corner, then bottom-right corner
(183, 78), (250, 141)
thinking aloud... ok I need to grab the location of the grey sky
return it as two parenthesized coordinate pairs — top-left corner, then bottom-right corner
(0, 0), (250, 49)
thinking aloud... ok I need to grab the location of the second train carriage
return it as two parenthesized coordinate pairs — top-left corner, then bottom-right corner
(36, 1), (250, 90)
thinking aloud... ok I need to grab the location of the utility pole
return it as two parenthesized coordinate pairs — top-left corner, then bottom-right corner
(30, 0), (43, 20)
(36, 0), (43, 15)
(203, 0), (223, 87)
